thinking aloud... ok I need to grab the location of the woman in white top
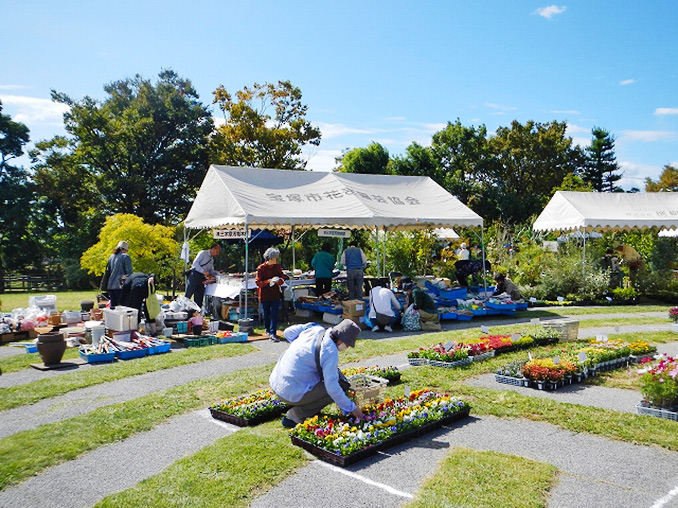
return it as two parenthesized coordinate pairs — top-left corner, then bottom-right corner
(368, 282), (401, 332)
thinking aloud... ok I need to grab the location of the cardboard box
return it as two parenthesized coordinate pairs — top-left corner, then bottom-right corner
(341, 299), (365, 317)
(343, 315), (367, 330)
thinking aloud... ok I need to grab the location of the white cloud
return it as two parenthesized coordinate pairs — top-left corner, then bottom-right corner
(0, 94), (69, 125)
(316, 122), (375, 139)
(485, 102), (517, 112)
(620, 79), (635, 86)
(655, 107), (678, 115)
(621, 130), (676, 142)
(566, 123), (589, 134)
(0, 85), (30, 90)
(385, 116), (406, 121)
(551, 110), (580, 115)
(618, 160), (662, 189)
(533, 5), (567, 19)
(303, 148), (342, 172)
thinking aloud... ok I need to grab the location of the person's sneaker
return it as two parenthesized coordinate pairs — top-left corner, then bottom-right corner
(372, 325), (379, 332)
(269, 334), (280, 342)
(384, 325), (393, 332)
(281, 416), (297, 428)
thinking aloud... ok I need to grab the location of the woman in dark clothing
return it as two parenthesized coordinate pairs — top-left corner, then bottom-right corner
(255, 247), (285, 342)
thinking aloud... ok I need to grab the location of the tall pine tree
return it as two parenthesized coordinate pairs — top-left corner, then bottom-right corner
(584, 127), (622, 192)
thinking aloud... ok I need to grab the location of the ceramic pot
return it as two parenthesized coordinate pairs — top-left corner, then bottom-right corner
(37, 331), (66, 366)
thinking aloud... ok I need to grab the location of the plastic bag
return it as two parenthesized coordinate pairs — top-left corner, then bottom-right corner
(401, 304), (421, 332)
(169, 295), (201, 313)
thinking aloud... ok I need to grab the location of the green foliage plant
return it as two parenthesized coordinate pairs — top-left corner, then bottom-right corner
(80, 214), (179, 282)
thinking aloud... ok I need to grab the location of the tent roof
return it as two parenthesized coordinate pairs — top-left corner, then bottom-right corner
(185, 165), (483, 230)
(533, 191), (678, 232)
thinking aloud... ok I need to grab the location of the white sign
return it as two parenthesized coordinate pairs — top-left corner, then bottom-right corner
(531, 318), (540, 325)
(606, 296), (613, 302)
(529, 297), (537, 303)
(444, 340), (454, 351)
(614, 325), (620, 333)
(404, 385), (410, 397)
(557, 296), (565, 302)
(511, 333), (521, 342)
(596, 334), (609, 342)
(528, 352), (533, 361)
(578, 352), (588, 362)
(553, 356), (560, 365)
(318, 228), (351, 238)
(480, 325), (489, 334)
(213, 229), (250, 239)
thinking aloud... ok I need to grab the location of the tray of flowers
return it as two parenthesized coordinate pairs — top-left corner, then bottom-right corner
(628, 340), (657, 364)
(521, 358), (578, 390)
(495, 361), (530, 387)
(409, 343), (471, 368)
(209, 388), (291, 426)
(636, 355), (678, 421)
(342, 366), (402, 384)
(289, 389), (471, 467)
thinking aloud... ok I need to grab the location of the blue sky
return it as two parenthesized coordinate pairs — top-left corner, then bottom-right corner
(2, 1), (677, 190)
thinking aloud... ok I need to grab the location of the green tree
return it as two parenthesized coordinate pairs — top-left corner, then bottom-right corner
(210, 80), (321, 170)
(430, 120), (488, 206)
(36, 69), (213, 225)
(483, 120), (581, 223)
(389, 142), (439, 181)
(0, 101), (43, 291)
(81, 214), (180, 286)
(336, 142), (390, 174)
(645, 164), (678, 192)
(583, 127), (622, 192)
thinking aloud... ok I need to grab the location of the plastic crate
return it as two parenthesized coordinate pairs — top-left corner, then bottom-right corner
(153, 341), (172, 354)
(176, 321), (188, 334)
(636, 401), (678, 421)
(494, 374), (528, 387)
(115, 348), (147, 360)
(471, 309), (487, 316)
(103, 306), (139, 331)
(439, 287), (468, 300)
(348, 374), (388, 406)
(25, 344), (38, 354)
(439, 311), (457, 321)
(183, 337), (203, 347)
(217, 332), (249, 344)
(79, 349), (116, 363)
(486, 301), (517, 311)
(456, 314), (473, 321)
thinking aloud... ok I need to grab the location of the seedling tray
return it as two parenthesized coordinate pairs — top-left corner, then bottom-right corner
(209, 406), (288, 427)
(115, 348), (147, 360)
(217, 332), (248, 344)
(291, 407), (471, 467)
(79, 350), (116, 363)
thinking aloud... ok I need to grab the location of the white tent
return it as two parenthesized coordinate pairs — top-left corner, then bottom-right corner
(185, 165), (483, 230)
(533, 191), (678, 232)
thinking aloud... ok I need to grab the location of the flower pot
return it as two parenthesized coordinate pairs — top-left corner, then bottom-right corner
(536, 381), (545, 390)
(37, 331), (66, 366)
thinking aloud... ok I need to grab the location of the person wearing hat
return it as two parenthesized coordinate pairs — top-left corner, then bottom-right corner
(104, 241), (133, 309)
(493, 273), (523, 301)
(269, 319), (363, 428)
(457, 242), (470, 261)
(401, 278), (441, 331)
(185, 243), (221, 310)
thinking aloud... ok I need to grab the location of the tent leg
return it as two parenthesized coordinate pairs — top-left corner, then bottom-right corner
(243, 224), (249, 322)
(291, 227), (296, 272)
(481, 225), (488, 297)
(582, 229), (587, 274)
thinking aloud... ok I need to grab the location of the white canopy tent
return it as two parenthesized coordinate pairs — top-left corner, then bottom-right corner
(533, 191), (678, 233)
(534, 191), (678, 265)
(184, 165), (484, 315)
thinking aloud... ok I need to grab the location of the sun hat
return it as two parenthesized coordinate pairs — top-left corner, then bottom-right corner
(460, 242), (467, 249)
(116, 241), (129, 251)
(331, 319), (361, 348)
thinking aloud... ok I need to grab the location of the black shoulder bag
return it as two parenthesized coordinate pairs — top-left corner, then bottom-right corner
(314, 333), (351, 392)
(100, 260), (112, 291)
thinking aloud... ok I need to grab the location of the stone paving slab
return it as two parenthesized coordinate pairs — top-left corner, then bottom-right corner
(0, 409), (239, 508)
(0, 351), (279, 439)
(252, 416), (678, 508)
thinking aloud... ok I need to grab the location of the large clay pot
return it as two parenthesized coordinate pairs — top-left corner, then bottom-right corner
(37, 332), (66, 366)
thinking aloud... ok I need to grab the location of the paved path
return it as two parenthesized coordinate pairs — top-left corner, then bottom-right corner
(2, 312), (678, 508)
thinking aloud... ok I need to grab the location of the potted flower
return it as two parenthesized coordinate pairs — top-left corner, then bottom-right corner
(637, 355), (678, 413)
(669, 307), (678, 333)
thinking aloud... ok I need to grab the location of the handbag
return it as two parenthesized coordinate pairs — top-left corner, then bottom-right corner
(401, 304), (421, 331)
(315, 333), (351, 392)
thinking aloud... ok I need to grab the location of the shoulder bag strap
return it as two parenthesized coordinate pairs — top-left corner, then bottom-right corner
(314, 332), (325, 382)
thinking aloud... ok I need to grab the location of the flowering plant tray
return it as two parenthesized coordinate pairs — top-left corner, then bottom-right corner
(494, 374), (530, 387)
(209, 388), (290, 427)
(636, 401), (678, 421)
(408, 358), (429, 366)
(290, 390), (470, 467)
(429, 357), (473, 368)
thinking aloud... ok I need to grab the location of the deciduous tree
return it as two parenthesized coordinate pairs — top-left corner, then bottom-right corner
(645, 164), (678, 192)
(210, 80), (321, 170)
(336, 142), (390, 175)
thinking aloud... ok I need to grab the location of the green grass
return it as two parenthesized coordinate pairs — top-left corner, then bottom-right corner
(0, 344), (256, 411)
(526, 304), (668, 317)
(0, 364), (273, 490)
(577, 316), (670, 328)
(405, 447), (557, 508)
(0, 290), (101, 312)
(94, 422), (307, 508)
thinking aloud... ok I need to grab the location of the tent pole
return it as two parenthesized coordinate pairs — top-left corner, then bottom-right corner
(374, 227), (380, 277)
(291, 227), (296, 272)
(382, 229), (386, 278)
(481, 225), (488, 297)
(582, 228), (587, 275)
(243, 224), (249, 321)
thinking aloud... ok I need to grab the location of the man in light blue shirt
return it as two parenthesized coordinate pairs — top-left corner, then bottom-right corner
(340, 242), (367, 300)
(270, 319), (363, 427)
